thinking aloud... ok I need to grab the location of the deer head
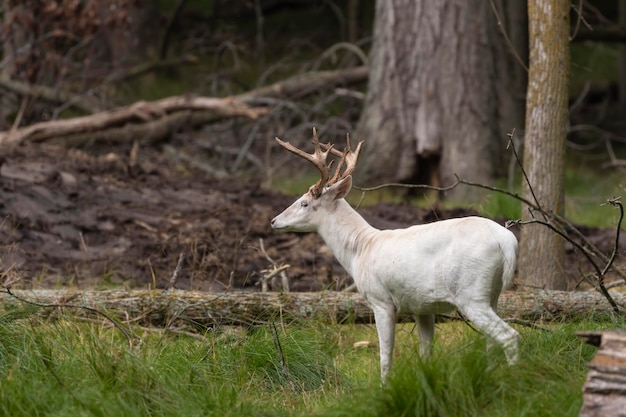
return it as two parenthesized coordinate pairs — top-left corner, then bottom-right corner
(271, 128), (363, 232)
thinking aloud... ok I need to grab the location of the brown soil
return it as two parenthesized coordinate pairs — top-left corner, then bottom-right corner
(0, 142), (623, 291)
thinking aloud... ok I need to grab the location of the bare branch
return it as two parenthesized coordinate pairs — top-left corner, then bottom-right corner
(257, 238), (290, 293)
(169, 253), (185, 290)
(488, 0), (528, 72)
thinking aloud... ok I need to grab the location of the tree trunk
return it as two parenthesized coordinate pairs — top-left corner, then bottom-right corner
(519, 0), (569, 290)
(1, 289), (623, 327)
(355, 0), (526, 201)
(578, 331), (626, 417)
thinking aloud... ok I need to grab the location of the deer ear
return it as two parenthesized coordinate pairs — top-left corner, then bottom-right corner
(326, 175), (352, 200)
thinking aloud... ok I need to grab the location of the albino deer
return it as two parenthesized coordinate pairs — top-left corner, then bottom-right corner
(271, 129), (519, 381)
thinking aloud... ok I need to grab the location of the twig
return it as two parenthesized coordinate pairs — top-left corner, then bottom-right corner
(507, 129), (545, 218)
(0, 262), (22, 288)
(598, 198), (624, 306)
(232, 120), (261, 172)
(214, 41), (241, 72)
(311, 42), (369, 71)
(270, 321), (295, 392)
(257, 238), (290, 293)
(488, 0), (528, 72)
(169, 252), (185, 290)
(9, 94), (29, 134)
(354, 175), (537, 211)
(258, 265), (290, 292)
(570, 0), (593, 41)
(159, 0), (188, 60)
(600, 197), (623, 275)
(505, 318), (550, 331)
(569, 82), (591, 114)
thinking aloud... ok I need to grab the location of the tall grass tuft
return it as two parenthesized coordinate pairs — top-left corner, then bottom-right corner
(242, 325), (342, 392)
(326, 322), (600, 417)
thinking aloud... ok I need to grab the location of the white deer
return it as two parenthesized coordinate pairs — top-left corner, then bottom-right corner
(271, 129), (519, 381)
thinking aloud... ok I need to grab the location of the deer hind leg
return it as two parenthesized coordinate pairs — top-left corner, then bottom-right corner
(458, 303), (519, 365)
(372, 303), (396, 382)
(416, 314), (435, 358)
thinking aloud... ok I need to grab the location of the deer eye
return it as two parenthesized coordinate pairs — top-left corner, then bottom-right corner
(300, 201), (309, 208)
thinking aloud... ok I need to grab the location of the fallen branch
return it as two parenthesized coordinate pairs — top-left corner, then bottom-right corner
(236, 66), (368, 103)
(0, 96), (266, 145)
(0, 289), (623, 328)
(0, 66), (368, 146)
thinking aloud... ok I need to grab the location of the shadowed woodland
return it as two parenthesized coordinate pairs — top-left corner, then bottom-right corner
(0, 1), (623, 295)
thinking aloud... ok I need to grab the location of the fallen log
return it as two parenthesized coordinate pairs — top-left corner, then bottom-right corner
(0, 66), (369, 146)
(0, 96), (266, 145)
(0, 289), (622, 327)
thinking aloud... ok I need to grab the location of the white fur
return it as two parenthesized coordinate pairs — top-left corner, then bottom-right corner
(271, 176), (519, 381)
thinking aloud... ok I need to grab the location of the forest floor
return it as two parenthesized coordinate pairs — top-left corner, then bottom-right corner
(0, 141), (623, 292)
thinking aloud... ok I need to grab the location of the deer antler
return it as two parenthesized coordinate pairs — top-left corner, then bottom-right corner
(275, 128), (363, 198)
(275, 127), (334, 198)
(325, 133), (363, 184)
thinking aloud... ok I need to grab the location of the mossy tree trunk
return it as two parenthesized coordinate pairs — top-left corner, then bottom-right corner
(518, 0), (570, 290)
(355, 0), (526, 201)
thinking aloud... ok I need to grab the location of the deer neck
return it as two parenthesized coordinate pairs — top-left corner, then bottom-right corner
(316, 199), (378, 277)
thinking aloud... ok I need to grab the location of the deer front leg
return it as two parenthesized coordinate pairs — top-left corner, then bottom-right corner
(417, 314), (435, 358)
(372, 303), (396, 382)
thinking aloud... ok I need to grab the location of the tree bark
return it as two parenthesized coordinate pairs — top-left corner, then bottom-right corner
(1, 289), (623, 327)
(578, 331), (626, 417)
(355, 0), (526, 201)
(519, 0), (569, 290)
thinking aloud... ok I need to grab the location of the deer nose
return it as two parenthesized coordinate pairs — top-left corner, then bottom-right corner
(270, 217), (276, 227)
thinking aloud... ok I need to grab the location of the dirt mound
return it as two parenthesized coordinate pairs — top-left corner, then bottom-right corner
(0, 142), (426, 291)
(0, 142), (622, 291)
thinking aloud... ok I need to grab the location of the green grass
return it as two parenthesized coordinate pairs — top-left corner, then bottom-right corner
(0, 306), (615, 417)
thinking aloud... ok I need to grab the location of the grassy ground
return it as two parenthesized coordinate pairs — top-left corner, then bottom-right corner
(0, 305), (617, 417)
